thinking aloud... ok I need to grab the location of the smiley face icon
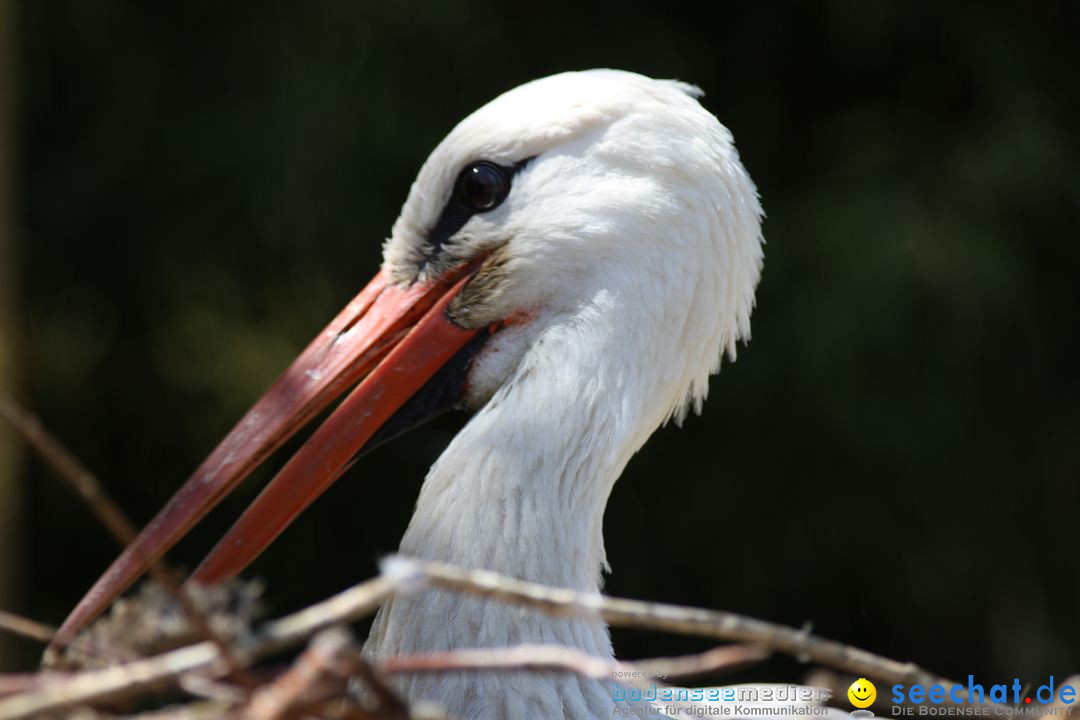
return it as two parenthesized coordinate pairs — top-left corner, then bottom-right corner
(848, 678), (876, 708)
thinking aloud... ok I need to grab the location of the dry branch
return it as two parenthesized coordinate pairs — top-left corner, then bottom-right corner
(0, 612), (52, 647)
(241, 627), (355, 720)
(379, 642), (766, 682)
(0, 552), (969, 719)
(0, 606), (133, 667)
(381, 556), (953, 690)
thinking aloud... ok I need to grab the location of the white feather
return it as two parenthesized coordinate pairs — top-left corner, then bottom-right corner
(367, 69), (768, 718)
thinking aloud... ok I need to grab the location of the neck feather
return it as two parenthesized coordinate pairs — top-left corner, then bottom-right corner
(363, 288), (694, 716)
(368, 292), (671, 630)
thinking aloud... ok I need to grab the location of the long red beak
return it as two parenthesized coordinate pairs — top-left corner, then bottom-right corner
(52, 262), (483, 650)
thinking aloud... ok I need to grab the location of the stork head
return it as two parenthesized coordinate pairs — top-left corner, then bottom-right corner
(53, 70), (763, 650)
(387, 69), (763, 419)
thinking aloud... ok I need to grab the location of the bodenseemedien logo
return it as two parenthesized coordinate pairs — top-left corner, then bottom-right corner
(608, 683), (834, 717)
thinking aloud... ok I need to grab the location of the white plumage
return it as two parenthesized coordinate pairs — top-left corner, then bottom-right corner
(365, 69), (765, 718)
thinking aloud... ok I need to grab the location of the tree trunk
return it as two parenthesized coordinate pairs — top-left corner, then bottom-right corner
(0, 0), (23, 672)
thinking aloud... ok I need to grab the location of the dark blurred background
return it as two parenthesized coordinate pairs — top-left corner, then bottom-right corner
(0, 0), (1077, 686)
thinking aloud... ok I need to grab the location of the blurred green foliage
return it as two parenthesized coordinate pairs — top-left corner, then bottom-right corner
(4, 0), (1078, 680)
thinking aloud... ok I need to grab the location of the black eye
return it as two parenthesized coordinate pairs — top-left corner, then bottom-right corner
(457, 161), (511, 212)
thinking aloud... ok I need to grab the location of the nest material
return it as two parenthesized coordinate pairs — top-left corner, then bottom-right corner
(55, 580), (265, 671)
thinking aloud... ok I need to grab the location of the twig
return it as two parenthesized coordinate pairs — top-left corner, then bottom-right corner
(377, 642), (766, 682)
(242, 627), (356, 720)
(0, 610), (53, 645)
(0, 640), (222, 719)
(0, 608), (130, 665)
(0, 675), (59, 699)
(178, 674), (247, 705)
(381, 556), (952, 690)
(0, 397), (139, 560)
(346, 656), (413, 720)
(622, 644), (769, 681)
(269, 632), (427, 720)
(0, 396), (247, 678)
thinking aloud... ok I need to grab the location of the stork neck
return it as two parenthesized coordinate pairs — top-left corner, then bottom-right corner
(395, 285), (684, 597)
(399, 324), (642, 592)
(403, 288), (680, 597)
(364, 292), (681, 715)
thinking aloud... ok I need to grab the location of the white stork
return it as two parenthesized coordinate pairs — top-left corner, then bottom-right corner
(56, 69), (768, 717)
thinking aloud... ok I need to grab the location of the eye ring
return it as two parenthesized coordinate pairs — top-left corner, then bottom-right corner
(457, 161), (512, 212)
